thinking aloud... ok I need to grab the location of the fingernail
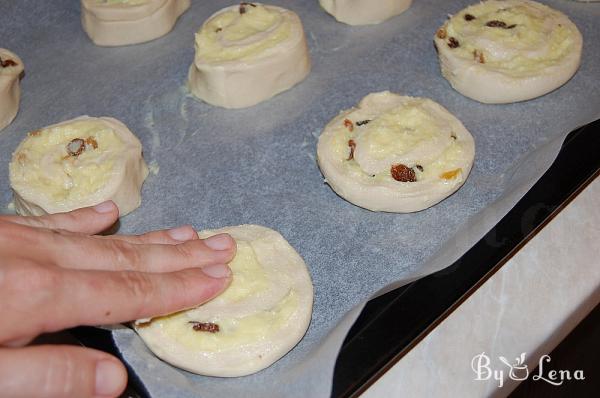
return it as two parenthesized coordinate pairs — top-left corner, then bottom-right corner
(94, 201), (115, 214)
(167, 225), (194, 241)
(202, 263), (231, 279)
(95, 359), (125, 397)
(203, 234), (234, 251)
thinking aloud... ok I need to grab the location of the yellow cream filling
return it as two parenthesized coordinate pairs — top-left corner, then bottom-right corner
(355, 105), (442, 162)
(195, 4), (291, 63)
(417, 142), (465, 181)
(332, 102), (465, 183)
(216, 241), (270, 302)
(444, 1), (576, 76)
(10, 120), (124, 202)
(149, 290), (298, 352)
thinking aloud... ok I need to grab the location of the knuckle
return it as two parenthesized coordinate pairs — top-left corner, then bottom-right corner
(119, 272), (154, 315)
(108, 240), (142, 270)
(175, 241), (203, 263)
(43, 349), (86, 396)
(135, 232), (156, 244)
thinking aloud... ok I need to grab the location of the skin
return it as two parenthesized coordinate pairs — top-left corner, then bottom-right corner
(0, 200), (236, 398)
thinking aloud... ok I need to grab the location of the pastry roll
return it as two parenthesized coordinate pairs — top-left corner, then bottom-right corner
(81, 0), (191, 46)
(319, 0), (412, 26)
(434, 0), (582, 103)
(0, 49), (24, 131)
(135, 224), (314, 377)
(188, 3), (311, 108)
(317, 91), (475, 213)
(9, 116), (149, 216)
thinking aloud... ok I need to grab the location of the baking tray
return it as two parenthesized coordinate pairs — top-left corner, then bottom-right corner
(332, 118), (600, 398)
(71, 118), (600, 398)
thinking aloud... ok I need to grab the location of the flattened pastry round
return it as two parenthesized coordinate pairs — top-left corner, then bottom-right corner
(319, 0), (412, 26)
(317, 91), (475, 213)
(188, 3), (311, 108)
(434, 0), (582, 103)
(0, 48), (24, 131)
(81, 0), (191, 46)
(135, 224), (314, 377)
(9, 116), (148, 216)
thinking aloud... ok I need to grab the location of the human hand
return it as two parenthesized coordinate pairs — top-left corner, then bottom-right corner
(0, 201), (235, 398)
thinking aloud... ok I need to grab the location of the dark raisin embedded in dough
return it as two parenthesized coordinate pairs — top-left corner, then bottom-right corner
(0, 57), (17, 68)
(343, 118), (354, 132)
(85, 136), (98, 149)
(347, 140), (356, 160)
(485, 20), (516, 29)
(239, 2), (256, 14)
(447, 37), (460, 49)
(486, 20), (507, 28)
(473, 49), (485, 64)
(356, 120), (371, 126)
(416, 165), (424, 172)
(189, 321), (220, 333)
(215, 27), (222, 33)
(66, 138), (86, 157)
(464, 14), (476, 21)
(391, 164), (417, 182)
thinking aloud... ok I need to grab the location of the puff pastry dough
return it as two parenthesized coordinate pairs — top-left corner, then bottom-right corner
(434, 0), (582, 103)
(135, 225), (314, 377)
(9, 116), (148, 216)
(0, 49), (24, 131)
(319, 0), (412, 26)
(188, 3), (311, 108)
(81, 0), (191, 46)
(317, 91), (475, 212)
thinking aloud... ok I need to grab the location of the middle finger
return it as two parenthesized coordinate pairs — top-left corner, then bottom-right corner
(44, 231), (236, 272)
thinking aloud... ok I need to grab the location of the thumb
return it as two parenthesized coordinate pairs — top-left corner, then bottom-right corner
(0, 345), (127, 398)
(3, 201), (119, 235)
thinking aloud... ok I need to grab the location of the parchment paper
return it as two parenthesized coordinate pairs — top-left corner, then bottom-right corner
(1, 1), (599, 397)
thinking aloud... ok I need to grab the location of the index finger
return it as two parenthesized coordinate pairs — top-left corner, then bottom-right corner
(42, 265), (232, 334)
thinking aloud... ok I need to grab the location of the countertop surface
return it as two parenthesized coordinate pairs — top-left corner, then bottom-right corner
(361, 175), (600, 397)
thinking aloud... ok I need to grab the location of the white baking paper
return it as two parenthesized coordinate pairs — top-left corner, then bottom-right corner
(1, 1), (599, 397)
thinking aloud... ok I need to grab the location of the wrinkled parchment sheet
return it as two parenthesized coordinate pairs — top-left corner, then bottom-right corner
(1, 0), (599, 397)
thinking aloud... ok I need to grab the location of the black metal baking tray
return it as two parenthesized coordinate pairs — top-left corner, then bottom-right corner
(72, 118), (600, 398)
(331, 118), (600, 398)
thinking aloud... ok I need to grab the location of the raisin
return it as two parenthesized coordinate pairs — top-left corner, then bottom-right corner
(485, 20), (515, 29)
(85, 137), (98, 149)
(0, 57), (17, 68)
(473, 49), (485, 64)
(391, 164), (416, 182)
(239, 2), (256, 14)
(436, 28), (447, 39)
(447, 37), (460, 49)
(347, 140), (356, 160)
(464, 14), (476, 21)
(356, 120), (371, 126)
(343, 118), (354, 132)
(440, 168), (462, 180)
(416, 165), (424, 172)
(189, 321), (220, 333)
(66, 138), (86, 157)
